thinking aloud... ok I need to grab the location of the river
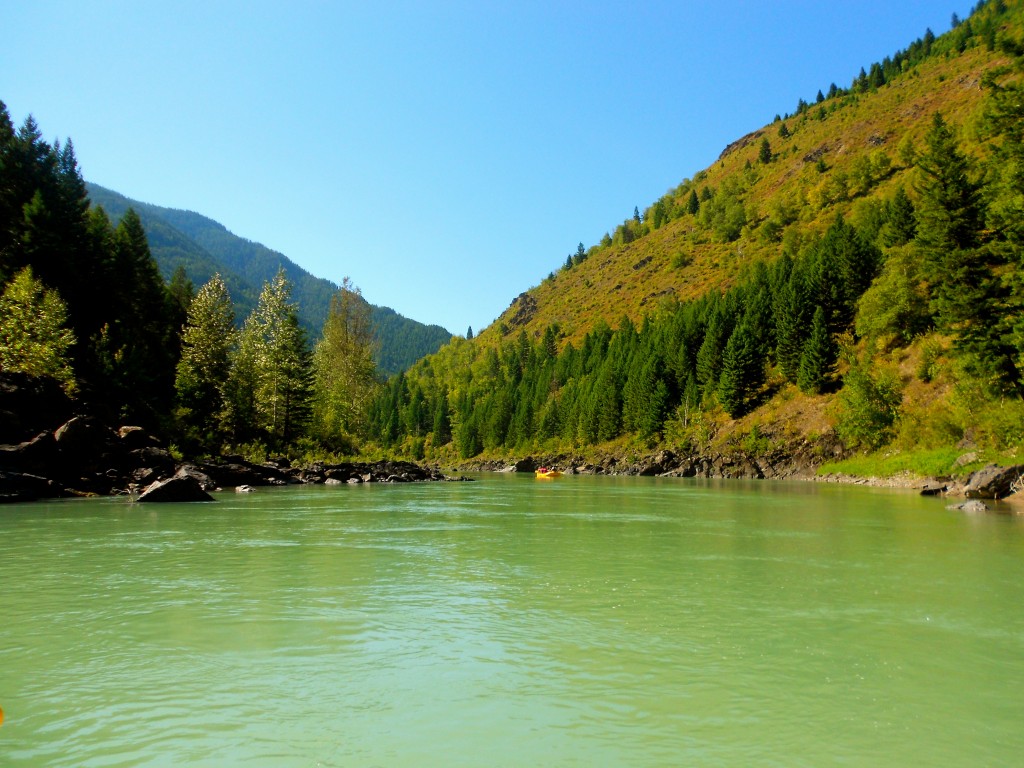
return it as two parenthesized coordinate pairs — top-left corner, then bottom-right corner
(1, 474), (1022, 766)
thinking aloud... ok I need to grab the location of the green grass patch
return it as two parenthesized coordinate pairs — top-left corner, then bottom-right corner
(818, 445), (989, 479)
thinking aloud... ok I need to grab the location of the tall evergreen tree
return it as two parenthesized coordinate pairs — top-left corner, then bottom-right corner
(797, 306), (836, 394)
(718, 321), (763, 417)
(226, 269), (313, 446)
(775, 270), (812, 383)
(915, 113), (987, 324)
(686, 189), (700, 215)
(915, 112), (1015, 386)
(883, 186), (918, 246)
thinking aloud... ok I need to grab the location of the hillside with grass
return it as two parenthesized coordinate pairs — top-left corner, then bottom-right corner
(368, 0), (1024, 479)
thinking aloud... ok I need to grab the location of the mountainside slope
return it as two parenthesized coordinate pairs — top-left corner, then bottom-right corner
(369, 0), (1024, 474)
(486, 28), (1004, 346)
(86, 183), (451, 374)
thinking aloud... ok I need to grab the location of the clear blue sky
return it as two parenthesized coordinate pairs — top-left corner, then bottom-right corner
(2, 1), (969, 335)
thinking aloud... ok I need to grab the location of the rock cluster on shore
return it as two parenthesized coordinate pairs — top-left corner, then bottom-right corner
(472, 439), (847, 482)
(0, 372), (464, 503)
(470, 447), (1024, 511)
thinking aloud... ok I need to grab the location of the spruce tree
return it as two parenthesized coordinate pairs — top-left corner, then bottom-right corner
(696, 311), (726, 395)
(686, 189), (700, 215)
(718, 322), (757, 417)
(797, 306), (836, 394)
(883, 186), (917, 246)
(758, 137), (772, 164)
(775, 271), (812, 383)
(915, 112), (1012, 383)
(227, 269), (313, 446)
(432, 390), (451, 445)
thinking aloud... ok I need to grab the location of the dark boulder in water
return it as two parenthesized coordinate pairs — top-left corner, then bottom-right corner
(137, 472), (215, 503)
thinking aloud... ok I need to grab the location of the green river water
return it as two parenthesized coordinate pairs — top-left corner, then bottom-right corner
(1, 474), (1022, 767)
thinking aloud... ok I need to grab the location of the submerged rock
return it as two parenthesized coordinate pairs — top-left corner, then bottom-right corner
(947, 500), (990, 514)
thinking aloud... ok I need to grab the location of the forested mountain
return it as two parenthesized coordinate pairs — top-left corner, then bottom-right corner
(371, 0), (1024, 471)
(85, 183), (450, 375)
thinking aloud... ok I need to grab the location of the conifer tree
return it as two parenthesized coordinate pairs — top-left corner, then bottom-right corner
(883, 186), (918, 246)
(718, 323), (753, 417)
(696, 310), (727, 395)
(758, 137), (772, 164)
(622, 352), (668, 438)
(915, 112), (1013, 384)
(432, 389), (451, 445)
(797, 306), (836, 394)
(226, 269), (313, 445)
(686, 189), (700, 215)
(775, 271), (812, 383)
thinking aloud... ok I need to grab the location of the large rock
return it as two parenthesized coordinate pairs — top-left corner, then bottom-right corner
(137, 472), (215, 503)
(0, 470), (65, 503)
(126, 446), (176, 477)
(0, 372), (74, 444)
(175, 463), (219, 491)
(117, 426), (161, 450)
(638, 450), (677, 476)
(197, 460), (290, 488)
(964, 464), (1024, 499)
(0, 431), (58, 474)
(54, 416), (117, 469)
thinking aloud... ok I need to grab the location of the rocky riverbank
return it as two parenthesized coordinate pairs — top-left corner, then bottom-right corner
(0, 372), (465, 504)
(3, 371), (1018, 509)
(454, 445), (1024, 510)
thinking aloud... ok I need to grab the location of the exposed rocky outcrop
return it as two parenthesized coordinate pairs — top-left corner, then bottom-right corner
(963, 464), (1024, 499)
(469, 434), (847, 482)
(504, 292), (538, 330)
(137, 472), (215, 503)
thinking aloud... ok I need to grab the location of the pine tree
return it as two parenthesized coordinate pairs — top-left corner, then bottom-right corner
(466, 326), (474, 340)
(227, 269), (313, 446)
(883, 186), (917, 246)
(797, 306), (836, 394)
(718, 321), (765, 418)
(622, 352), (668, 438)
(575, 242), (587, 264)
(915, 112), (1013, 384)
(432, 389), (451, 445)
(686, 189), (700, 215)
(758, 137), (772, 164)
(775, 270), (812, 383)
(696, 310), (727, 395)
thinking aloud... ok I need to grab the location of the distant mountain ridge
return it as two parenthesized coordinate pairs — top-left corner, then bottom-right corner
(85, 183), (450, 374)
